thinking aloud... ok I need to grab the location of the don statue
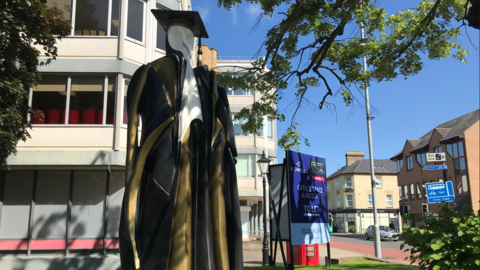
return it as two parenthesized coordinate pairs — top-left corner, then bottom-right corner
(119, 10), (243, 270)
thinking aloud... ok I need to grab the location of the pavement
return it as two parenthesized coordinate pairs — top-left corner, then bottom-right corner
(243, 234), (414, 267)
(243, 241), (363, 267)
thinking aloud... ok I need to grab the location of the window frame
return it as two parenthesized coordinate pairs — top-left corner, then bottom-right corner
(345, 177), (352, 188)
(403, 185), (409, 200)
(386, 195), (393, 207)
(267, 117), (274, 139)
(69, 0), (120, 37)
(410, 183), (415, 200)
(446, 141), (468, 194)
(346, 195), (353, 207)
(416, 183), (422, 199)
(375, 177), (382, 188)
(335, 179), (340, 190)
(406, 155), (413, 171)
(32, 75), (116, 126)
(232, 114), (253, 136)
(336, 196), (341, 208)
(125, 0), (146, 44)
(225, 74), (254, 96)
(155, 5), (167, 53)
(397, 159), (403, 173)
(367, 194), (373, 207)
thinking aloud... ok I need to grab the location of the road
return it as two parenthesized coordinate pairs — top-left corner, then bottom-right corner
(320, 234), (414, 264)
(331, 233), (407, 250)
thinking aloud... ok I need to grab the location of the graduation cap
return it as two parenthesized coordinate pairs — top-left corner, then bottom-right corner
(152, 10), (209, 38)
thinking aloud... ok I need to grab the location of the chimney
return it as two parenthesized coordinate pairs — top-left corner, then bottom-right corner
(345, 151), (364, 166)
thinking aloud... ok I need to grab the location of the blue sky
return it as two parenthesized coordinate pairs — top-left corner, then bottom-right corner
(194, 0), (480, 175)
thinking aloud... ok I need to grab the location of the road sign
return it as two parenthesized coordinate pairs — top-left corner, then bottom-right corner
(426, 153), (446, 162)
(425, 181), (455, 204)
(425, 165), (447, 170)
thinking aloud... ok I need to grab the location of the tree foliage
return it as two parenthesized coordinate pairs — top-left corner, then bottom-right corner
(216, 0), (475, 150)
(400, 204), (480, 270)
(0, 0), (70, 163)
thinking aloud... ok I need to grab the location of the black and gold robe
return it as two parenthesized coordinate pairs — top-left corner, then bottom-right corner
(119, 54), (243, 270)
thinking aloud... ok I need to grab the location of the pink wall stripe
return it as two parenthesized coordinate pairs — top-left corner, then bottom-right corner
(30, 240), (66, 250)
(68, 239), (104, 249)
(0, 240), (28, 250)
(105, 239), (119, 249)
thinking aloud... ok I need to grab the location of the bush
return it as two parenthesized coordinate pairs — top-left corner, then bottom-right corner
(348, 225), (356, 233)
(400, 204), (480, 270)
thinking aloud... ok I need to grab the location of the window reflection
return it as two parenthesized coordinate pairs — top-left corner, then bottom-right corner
(32, 76), (68, 124)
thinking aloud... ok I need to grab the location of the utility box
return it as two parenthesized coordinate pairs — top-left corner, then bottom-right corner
(286, 242), (320, 266)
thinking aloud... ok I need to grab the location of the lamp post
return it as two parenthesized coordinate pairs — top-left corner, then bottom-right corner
(257, 151), (271, 266)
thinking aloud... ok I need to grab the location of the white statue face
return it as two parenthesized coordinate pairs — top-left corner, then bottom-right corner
(167, 25), (195, 61)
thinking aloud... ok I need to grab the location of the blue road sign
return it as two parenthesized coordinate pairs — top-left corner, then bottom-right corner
(425, 165), (447, 170)
(425, 181), (455, 204)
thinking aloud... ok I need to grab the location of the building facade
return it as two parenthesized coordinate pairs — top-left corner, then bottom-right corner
(0, 1), (277, 257)
(327, 151), (401, 234)
(201, 45), (278, 240)
(391, 109), (479, 226)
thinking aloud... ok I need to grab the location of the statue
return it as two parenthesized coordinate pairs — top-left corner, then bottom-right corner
(119, 10), (244, 270)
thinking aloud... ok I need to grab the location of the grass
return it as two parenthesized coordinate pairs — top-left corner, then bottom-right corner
(244, 257), (416, 270)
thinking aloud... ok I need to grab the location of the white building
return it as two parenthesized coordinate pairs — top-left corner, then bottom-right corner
(0, 0), (277, 258)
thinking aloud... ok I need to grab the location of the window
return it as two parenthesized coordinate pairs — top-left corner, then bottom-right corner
(399, 186), (403, 201)
(423, 182), (428, 197)
(232, 114), (252, 136)
(406, 155), (413, 170)
(267, 117), (273, 139)
(416, 152), (428, 166)
(336, 197), (342, 208)
(410, 184), (415, 200)
(51, 0), (120, 37)
(328, 198), (331, 209)
(226, 74), (253, 95)
(32, 75), (115, 125)
(126, 0), (146, 42)
(155, 6), (167, 51)
(375, 177), (382, 188)
(434, 146), (442, 153)
(446, 141), (468, 194)
(31, 76), (68, 124)
(403, 185), (409, 200)
(386, 195), (393, 207)
(346, 195), (353, 207)
(335, 179), (340, 190)
(416, 183), (422, 199)
(73, 0), (120, 36)
(122, 78), (130, 125)
(345, 177), (352, 188)
(397, 159), (403, 172)
(69, 76), (115, 125)
(236, 155), (255, 177)
(368, 194), (373, 207)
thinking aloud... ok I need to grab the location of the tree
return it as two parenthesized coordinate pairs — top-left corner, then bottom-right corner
(400, 204), (480, 269)
(0, 0), (71, 163)
(216, 0), (476, 150)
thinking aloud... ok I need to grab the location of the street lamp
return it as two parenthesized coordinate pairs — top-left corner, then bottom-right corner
(257, 150), (271, 266)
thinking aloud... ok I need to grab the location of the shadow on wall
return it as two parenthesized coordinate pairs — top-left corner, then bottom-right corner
(8, 256), (121, 270)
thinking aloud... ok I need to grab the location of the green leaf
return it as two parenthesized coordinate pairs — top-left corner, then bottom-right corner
(431, 244), (441, 251)
(431, 253), (443, 260)
(458, 231), (465, 237)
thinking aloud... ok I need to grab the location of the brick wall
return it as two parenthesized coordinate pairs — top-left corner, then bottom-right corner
(200, 44), (217, 70)
(464, 121), (479, 212)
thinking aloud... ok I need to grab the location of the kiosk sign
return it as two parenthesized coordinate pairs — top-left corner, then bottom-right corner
(286, 150), (330, 245)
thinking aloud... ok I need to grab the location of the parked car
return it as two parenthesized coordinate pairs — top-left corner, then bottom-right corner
(365, 225), (398, 241)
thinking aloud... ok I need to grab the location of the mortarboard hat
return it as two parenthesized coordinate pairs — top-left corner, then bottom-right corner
(151, 10), (209, 38)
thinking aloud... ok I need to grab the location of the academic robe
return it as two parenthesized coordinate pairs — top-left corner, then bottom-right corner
(119, 54), (243, 270)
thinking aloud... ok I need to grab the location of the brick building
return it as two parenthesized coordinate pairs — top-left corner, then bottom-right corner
(391, 109), (479, 225)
